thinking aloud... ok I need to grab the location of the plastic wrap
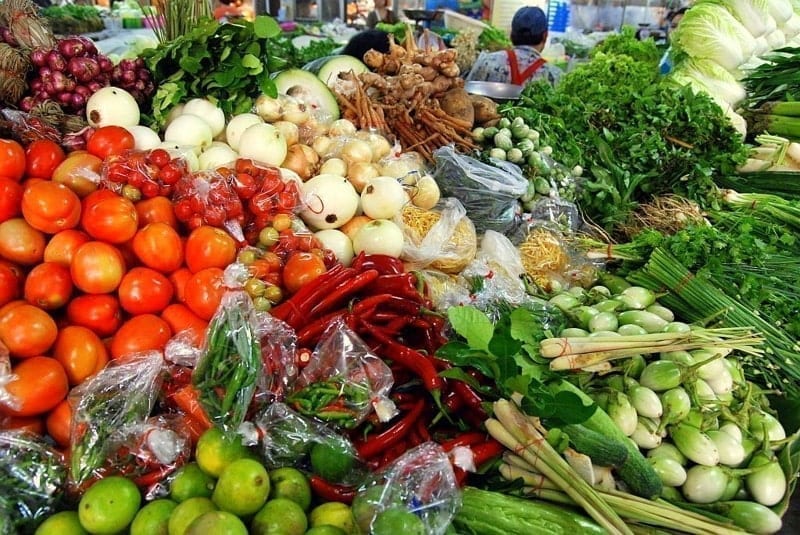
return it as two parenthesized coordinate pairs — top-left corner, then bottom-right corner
(0, 109), (62, 146)
(253, 310), (298, 403)
(351, 441), (460, 535)
(172, 167), (245, 238)
(0, 431), (67, 534)
(105, 414), (192, 498)
(101, 148), (191, 200)
(192, 291), (263, 433)
(285, 318), (396, 429)
(68, 351), (164, 489)
(0, 342), (18, 414)
(395, 198), (478, 274)
(163, 328), (204, 368)
(257, 402), (365, 485)
(432, 145), (527, 234)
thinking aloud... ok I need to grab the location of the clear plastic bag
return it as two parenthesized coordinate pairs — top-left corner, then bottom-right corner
(68, 351), (164, 489)
(192, 291), (263, 433)
(0, 431), (67, 534)
(105, 414), (192, 498)
(432, 145), (527, 234)
(460, 230), (529, 308)
(351, 441), (461, 535)
(101, 148), (191, 200)
(0, 342), (19, 414)
(285, 318), (396, 429)
(257, 402), (365, 485)
(395, 198), (478, 274)
(163, 328), (204, 368)
(253, 310), (298, 404)
(172, 167), (245, 238)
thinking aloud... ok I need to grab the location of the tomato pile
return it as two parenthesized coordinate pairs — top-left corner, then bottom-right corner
(0, 132), (333, 446)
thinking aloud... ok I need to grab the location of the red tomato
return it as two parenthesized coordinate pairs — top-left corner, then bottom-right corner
(52, 325), (109, 385)
(70, 241), (126, 294)
(23, 262), (73, 310)
(110, 314), (172, 360)
(169, 267), (192, 304)
(51, 150), (102, 198)
(86, 125), (135, 159)
(43, 228), (91, 266)
(66, 294), (122, 337)
(282, 251), (327, 294)
(1, 415), (44, 435)
(0, 357), (69, 417)
(46, 399), (72, 448)
(80, 189), (138, 243)
(135, 196), (178, 228)
(131, 222), (184, 273)
(0, 263), (20, 307)
(184, 225), (237, 273)
(161, 303), (208, 347)
(20, 180), (81, 234)
(24, 139), (65, 179)
(118, 266), (174, 315)
(0, 218), (45, 265)
(0, 177), (23, 223)
(0, 139), (25, 181)
(0, 303), (58, 358)
(184, 267), (226, 321)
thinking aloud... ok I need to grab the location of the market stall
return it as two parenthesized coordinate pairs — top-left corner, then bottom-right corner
(2, 0), (800, 534)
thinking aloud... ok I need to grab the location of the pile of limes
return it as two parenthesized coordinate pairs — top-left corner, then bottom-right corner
(33, 427), (369, 535)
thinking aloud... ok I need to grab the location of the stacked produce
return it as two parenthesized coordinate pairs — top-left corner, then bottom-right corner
(2, 9), (800, 535)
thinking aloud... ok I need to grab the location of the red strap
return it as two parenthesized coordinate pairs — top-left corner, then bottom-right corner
(505, 49), (547, 85)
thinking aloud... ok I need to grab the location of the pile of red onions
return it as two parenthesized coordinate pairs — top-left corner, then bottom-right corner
(20, 36), (155, 114)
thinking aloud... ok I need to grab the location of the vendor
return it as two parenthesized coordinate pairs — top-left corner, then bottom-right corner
(659, 7), (688, 74)
(466, 6), (561, 87)
(365, 0), (397, 29)
(340, 29), (391, 63)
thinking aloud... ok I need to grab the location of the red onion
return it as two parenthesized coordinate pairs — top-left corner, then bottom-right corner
(43, 81), (55, 95)
(97, 56), (114, 73)
(120, 69), (136, 84)
(137, 69), (151, 82)
(120, 58), (136, 71)
(87, 81), (102, 92)
(29, 47), (48, 67)
(133, 58), (145, 69)
(58, 92), (73, 105)
(29, 79), (43, 91)
(0, 27), (17, 46)
(68, 56), (100, 83)
(47, 50), (67, 71)
(57, 37), (86, 59)
(133, 79), (146, 92)
(63, 78), (76, 92)
(77, 36), (97, 56)
(38, 66), (52, 78)
(51, 70), (67, 93)
(74, 85), (91, 97)
(19, 97), (35, 112)
(71, 93), (86, 109)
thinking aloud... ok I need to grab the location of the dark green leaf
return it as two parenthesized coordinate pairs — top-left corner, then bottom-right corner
(178, 56), (202, 73)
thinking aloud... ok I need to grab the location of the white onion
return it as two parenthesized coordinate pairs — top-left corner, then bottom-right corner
(182, 98), (226, 138)
(125, 125), (161, 151)
(319, 158), (347, 177)
(347, 161), (381, 193)
(237, 123), (287, 167)
(352, 219), (404, 257)
(341, 138), (372, 165)
(164, 113), (213, 155)
(199, 143), (238, 170)
(226, 113), (263, 152)
(360, 176), (407, 220)
(314, 229), (354, 266)
(328, 119), (356, 137)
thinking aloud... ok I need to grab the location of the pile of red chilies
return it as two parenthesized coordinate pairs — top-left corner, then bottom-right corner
(270, 253), (503, 503)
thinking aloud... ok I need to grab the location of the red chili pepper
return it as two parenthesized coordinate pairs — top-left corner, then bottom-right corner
(451, 380), (486, 417)
(309, 475), (357, 504)
(296, 310), (346, 348)
(295, 347), (313, 369)
(470, 439), (505, 468)
(439, 431), (489, 452)
(442, 388), (464, 413)
(351, 252), (405, 275)
(363, 273), (422, 299)
(363, 320), (443, 394)
(351, 293), (423, 317)
(354, 399), (426, 459)
(132, 464), (176, 488)
(415, 417), (431, 442)
(307, 269), (380, 320)
(270, 264), (349, 325)
(170, 385), (213, 431)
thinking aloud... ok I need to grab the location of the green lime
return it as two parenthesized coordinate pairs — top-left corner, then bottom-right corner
(34, 511), (88, 535)
(351, 486), (386, 534)
(195, 427), (252, 478)
(212, 458), (270, 517)
(185, 510), (248, 535)
(78, 476), (141, 534)
(130, 499), (177, 535)
(371, 508), (425, 535)
(268, 467), (312, 511)
(167, 497), (216, 535)
(251, 497), (308, 535)
(170, 463), (216, 502)
(304, 527), (347, 535)
(309, 502), (358, 535)
(309, 441), (355, 482)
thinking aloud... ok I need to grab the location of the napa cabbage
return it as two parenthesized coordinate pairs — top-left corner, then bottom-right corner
(781, 14), (800, 37)
(768, 0), (794, 24)
(670, 58), (747, 107)
(671, 4), (755, 71)
(705, 0), (776, 38)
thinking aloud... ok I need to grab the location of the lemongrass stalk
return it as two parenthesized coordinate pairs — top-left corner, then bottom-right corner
(499, 463), (562, 490)
(490, 400), (634, 535)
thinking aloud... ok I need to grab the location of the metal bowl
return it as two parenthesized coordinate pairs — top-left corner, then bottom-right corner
(464, 81), (523, 101)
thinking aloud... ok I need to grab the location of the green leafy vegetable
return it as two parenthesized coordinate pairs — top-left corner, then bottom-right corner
(141, 16), (282, 129)
(591, 26), (661, 65)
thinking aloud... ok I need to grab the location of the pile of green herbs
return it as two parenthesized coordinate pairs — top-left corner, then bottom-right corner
(589, 26), (662, 64)
(742, 46), (800, 108)
(141, 15), (283, 130)
(266, 32), (341, 69)
(478, 25), (512, 52)
(500, 34), (749, 235)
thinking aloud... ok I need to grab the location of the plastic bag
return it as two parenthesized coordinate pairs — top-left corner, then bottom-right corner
(351, 441), (460, 535)
(285, 318), (396, 429)
(0, 431), (67, 534)
(432, 145), (527, 234)
(68, 351), (164, 489)
(102, 148), (191, 200)
(257, 402), (365, 485)
(192, 291), (263, 433)
(253, 310), (298, 403)
(395, 198), (478, 274)
(460, 230), (529, 307)
(105, 414), (192, 498)
(172, 167), (245, 239)
(0, 109), (62, 146)
(0, 342), (18, 414)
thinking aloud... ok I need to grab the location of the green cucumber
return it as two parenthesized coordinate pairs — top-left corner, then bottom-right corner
(561, 423), (628, 467)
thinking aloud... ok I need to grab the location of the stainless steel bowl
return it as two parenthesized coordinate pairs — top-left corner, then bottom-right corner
(464, 81), (523, 101)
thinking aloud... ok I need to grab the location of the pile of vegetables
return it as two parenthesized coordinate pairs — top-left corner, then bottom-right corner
(41, 5), (104, 36)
